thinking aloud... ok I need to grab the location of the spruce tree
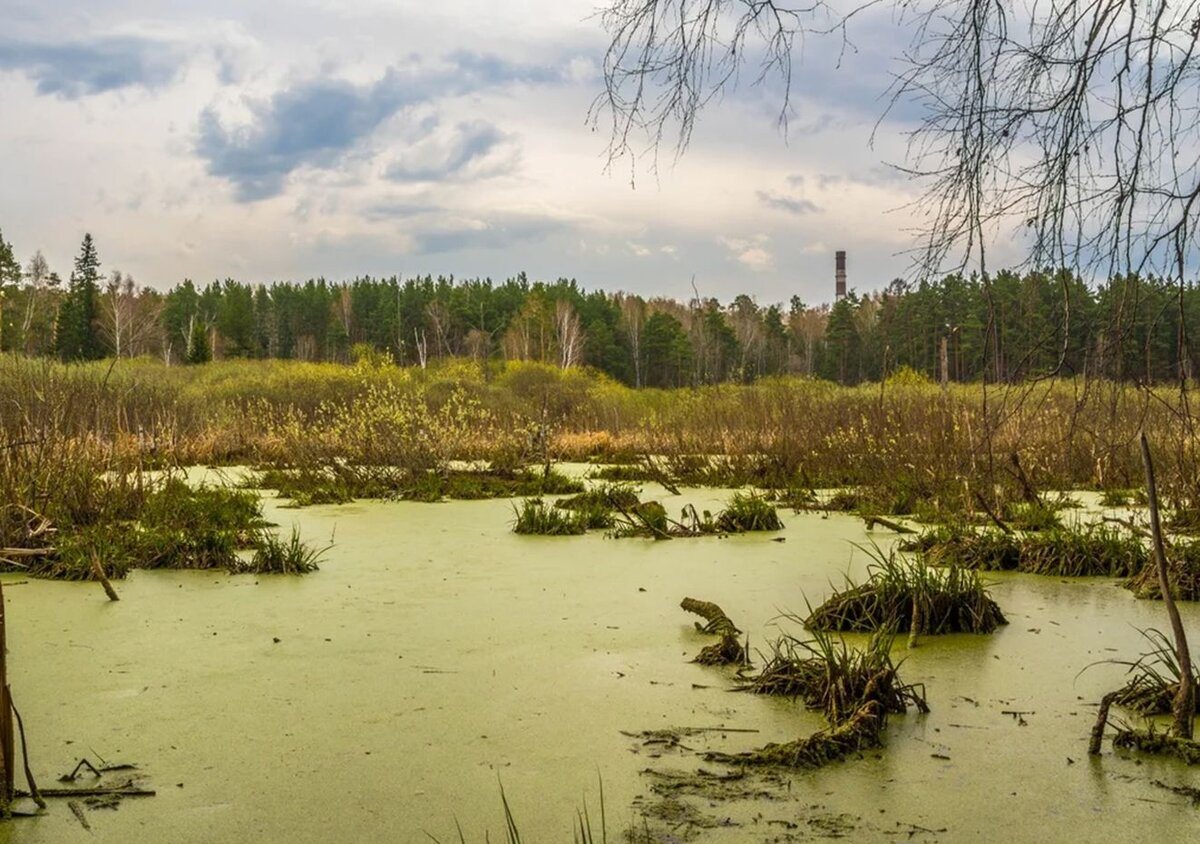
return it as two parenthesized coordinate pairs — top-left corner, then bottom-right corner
(187, 318), (211, 364)
(0, 229), (22, 352)
(56, 233), (103, 360)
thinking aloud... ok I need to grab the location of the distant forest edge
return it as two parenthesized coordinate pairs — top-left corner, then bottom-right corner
(1, 230), (1197, 385)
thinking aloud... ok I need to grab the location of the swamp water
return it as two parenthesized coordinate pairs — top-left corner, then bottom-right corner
(2, 482), (1198, 842)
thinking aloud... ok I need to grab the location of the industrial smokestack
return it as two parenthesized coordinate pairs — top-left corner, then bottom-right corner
(835, 251), (847, 300)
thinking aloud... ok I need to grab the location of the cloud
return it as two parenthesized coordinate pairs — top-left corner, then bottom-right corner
(384, 120), (516, 183)
(416, 211), (567, 254)
(196, 52), (564, 201)
(0, 36), (186, 98)
(758, 190), (821, 215)
(719, 234), (774, 271)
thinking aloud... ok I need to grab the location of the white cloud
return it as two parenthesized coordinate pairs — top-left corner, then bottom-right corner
(719, 234), (775, 272)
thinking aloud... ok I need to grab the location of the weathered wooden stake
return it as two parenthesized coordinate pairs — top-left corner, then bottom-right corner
(0, 580), (14, 809)
(1140, 433), (1196, 739)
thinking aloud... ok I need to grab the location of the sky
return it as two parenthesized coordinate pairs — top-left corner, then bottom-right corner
(0, 0), (1026, 305)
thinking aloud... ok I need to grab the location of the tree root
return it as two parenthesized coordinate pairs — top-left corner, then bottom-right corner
(681, 597), (747, 666)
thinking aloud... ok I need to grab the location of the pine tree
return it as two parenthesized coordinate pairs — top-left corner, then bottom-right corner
(56, 233), (103, 360)
(0, 228), (22, 352)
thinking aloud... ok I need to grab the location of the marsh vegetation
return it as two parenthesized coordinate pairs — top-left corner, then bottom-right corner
(1, 355), (1199, 837)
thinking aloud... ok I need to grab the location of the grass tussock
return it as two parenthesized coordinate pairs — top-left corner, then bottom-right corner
(804, 545), (1007, 635)
(1126, 540), (1200, 601)
(713, 628), (927, 769)
(913, 524), (1147, 577)
(554, 483), (641, 529)
(236, 527), (328, 574)
(1105, 629), (1200, 717)
(715, 492), (783, 532)
(512, 499), (587, 535)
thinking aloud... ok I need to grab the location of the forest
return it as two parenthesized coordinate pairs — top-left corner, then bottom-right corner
(2, 229), (1198, 386)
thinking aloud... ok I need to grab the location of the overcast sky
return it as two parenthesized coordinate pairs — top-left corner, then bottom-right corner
(0, 0), (1022, 304)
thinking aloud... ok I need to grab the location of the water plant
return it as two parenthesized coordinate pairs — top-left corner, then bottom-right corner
(237, 527), (328, 574)
(511, 499), (587, 535)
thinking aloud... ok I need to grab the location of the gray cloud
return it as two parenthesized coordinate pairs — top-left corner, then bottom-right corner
(758, 190), (821, 215)
(416, 212), (568, 254)
(197, 52), (562, 201)
(384, 120), (513, 183)
(0, 36), (186, 98)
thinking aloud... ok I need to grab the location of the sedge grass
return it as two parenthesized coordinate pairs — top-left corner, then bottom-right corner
(805, 544), (1006, 635)
(512, 499), (587, 535)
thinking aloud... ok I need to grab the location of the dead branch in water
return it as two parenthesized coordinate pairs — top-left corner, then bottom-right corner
(90, 557), (119, 602)
(1089, 691), (1119, 756)
(680, 597), (747, 666)
(862, 515), (916, 535)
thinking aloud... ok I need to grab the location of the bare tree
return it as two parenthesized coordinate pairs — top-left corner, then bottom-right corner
(99, 272), (160, 358)
(554, 299), (585, 368)
(21, 250), (51, 353)
(593, 0), (1200, 281)
(617, 293), (646, 386)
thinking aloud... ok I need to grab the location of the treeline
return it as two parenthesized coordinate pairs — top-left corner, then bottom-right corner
(2, 229), (1198, 384)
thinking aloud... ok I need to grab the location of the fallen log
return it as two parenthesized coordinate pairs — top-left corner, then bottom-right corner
(862, 515), (916, 534)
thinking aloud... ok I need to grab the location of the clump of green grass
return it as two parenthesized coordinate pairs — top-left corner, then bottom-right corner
(556, 483), (641, 512)
(512, 499), (587, 535)
(250, 466), (584, 506)
(915, 524), (1146, 577)
(1020, 526), (1146, 576)
(1126, 539), (1200, 601)
(1006, 501), (1063, 531)
(804, 544), (1007, 634)
(235, 527), (327, 574)
(715, 492), (783, 532)
(553, 484), (641, 530)
(247, 467), (360, 505)
(141, 477), (264, 536)
(1105, 628), (1200, 716)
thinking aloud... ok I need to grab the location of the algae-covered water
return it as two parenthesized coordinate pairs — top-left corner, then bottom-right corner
(2, 480), (1198, 842)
